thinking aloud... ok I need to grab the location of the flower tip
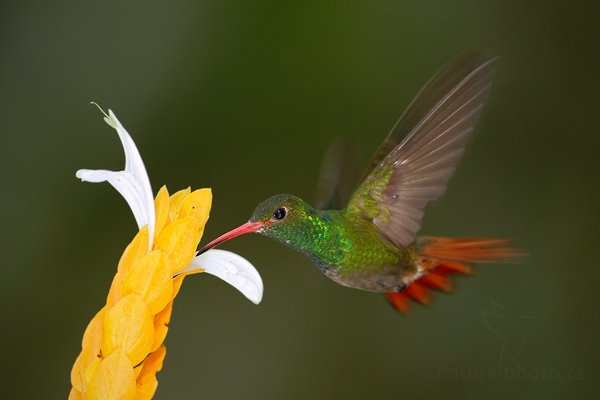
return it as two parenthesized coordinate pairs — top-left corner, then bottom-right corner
(89, 101), (118, 129)
(103, 110), (119, 130)
(247, 288), (263, 305)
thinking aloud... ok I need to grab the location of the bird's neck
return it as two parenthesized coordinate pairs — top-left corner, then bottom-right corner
(305, 210), (348, 265)
(273, 210), (348, 267)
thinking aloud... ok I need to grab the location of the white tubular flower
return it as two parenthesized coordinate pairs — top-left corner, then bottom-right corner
(181, 249), (264, 305)
(76, 105), (155, 250)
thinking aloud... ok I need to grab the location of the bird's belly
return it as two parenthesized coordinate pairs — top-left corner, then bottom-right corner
(318, 260), (416, 293)
(307, 218), (419, 292)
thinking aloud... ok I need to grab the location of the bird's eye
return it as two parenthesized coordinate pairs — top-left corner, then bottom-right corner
(273, 207), (287, 220)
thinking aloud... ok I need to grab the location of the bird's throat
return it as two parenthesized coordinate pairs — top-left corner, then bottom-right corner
(263, 210), (348, 267)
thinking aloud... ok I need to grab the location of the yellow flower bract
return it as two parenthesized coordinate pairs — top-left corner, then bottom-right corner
(70, 186), (212, 400)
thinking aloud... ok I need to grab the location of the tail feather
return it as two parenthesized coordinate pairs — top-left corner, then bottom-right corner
(419, 270), (452, 292)
(419, 236), (521, 262)
(436, 261), (473, 275)
(385, 292), (410, 314)
(404, 282), (431, 305)
(385, 237), (521, 314)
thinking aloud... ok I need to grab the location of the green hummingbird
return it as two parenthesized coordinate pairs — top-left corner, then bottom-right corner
(200, 51), (518, 313)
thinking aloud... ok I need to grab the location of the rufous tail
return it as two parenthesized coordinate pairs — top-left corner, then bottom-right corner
(385, 237), (521, 314)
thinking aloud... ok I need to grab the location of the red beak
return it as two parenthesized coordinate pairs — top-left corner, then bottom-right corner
(198, 221), (264, 254)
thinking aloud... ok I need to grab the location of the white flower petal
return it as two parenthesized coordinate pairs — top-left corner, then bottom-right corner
(76, 107), (155, 250)
(76, 169), (150, 231)
(180, 249), (264, 305)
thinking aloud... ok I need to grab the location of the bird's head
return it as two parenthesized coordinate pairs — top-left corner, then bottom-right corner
(199, 194), (316, 253)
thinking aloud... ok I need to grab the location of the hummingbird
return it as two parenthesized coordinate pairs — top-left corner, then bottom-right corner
(200, 51), (518, 314)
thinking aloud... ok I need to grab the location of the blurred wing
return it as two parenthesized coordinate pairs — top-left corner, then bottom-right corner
(314, 138), (360, 210)
(348, 52), (498, 247)
(363, 51), (496, 176)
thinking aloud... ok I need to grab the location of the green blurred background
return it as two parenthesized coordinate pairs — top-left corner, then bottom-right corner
(1, 0), (598, 399)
